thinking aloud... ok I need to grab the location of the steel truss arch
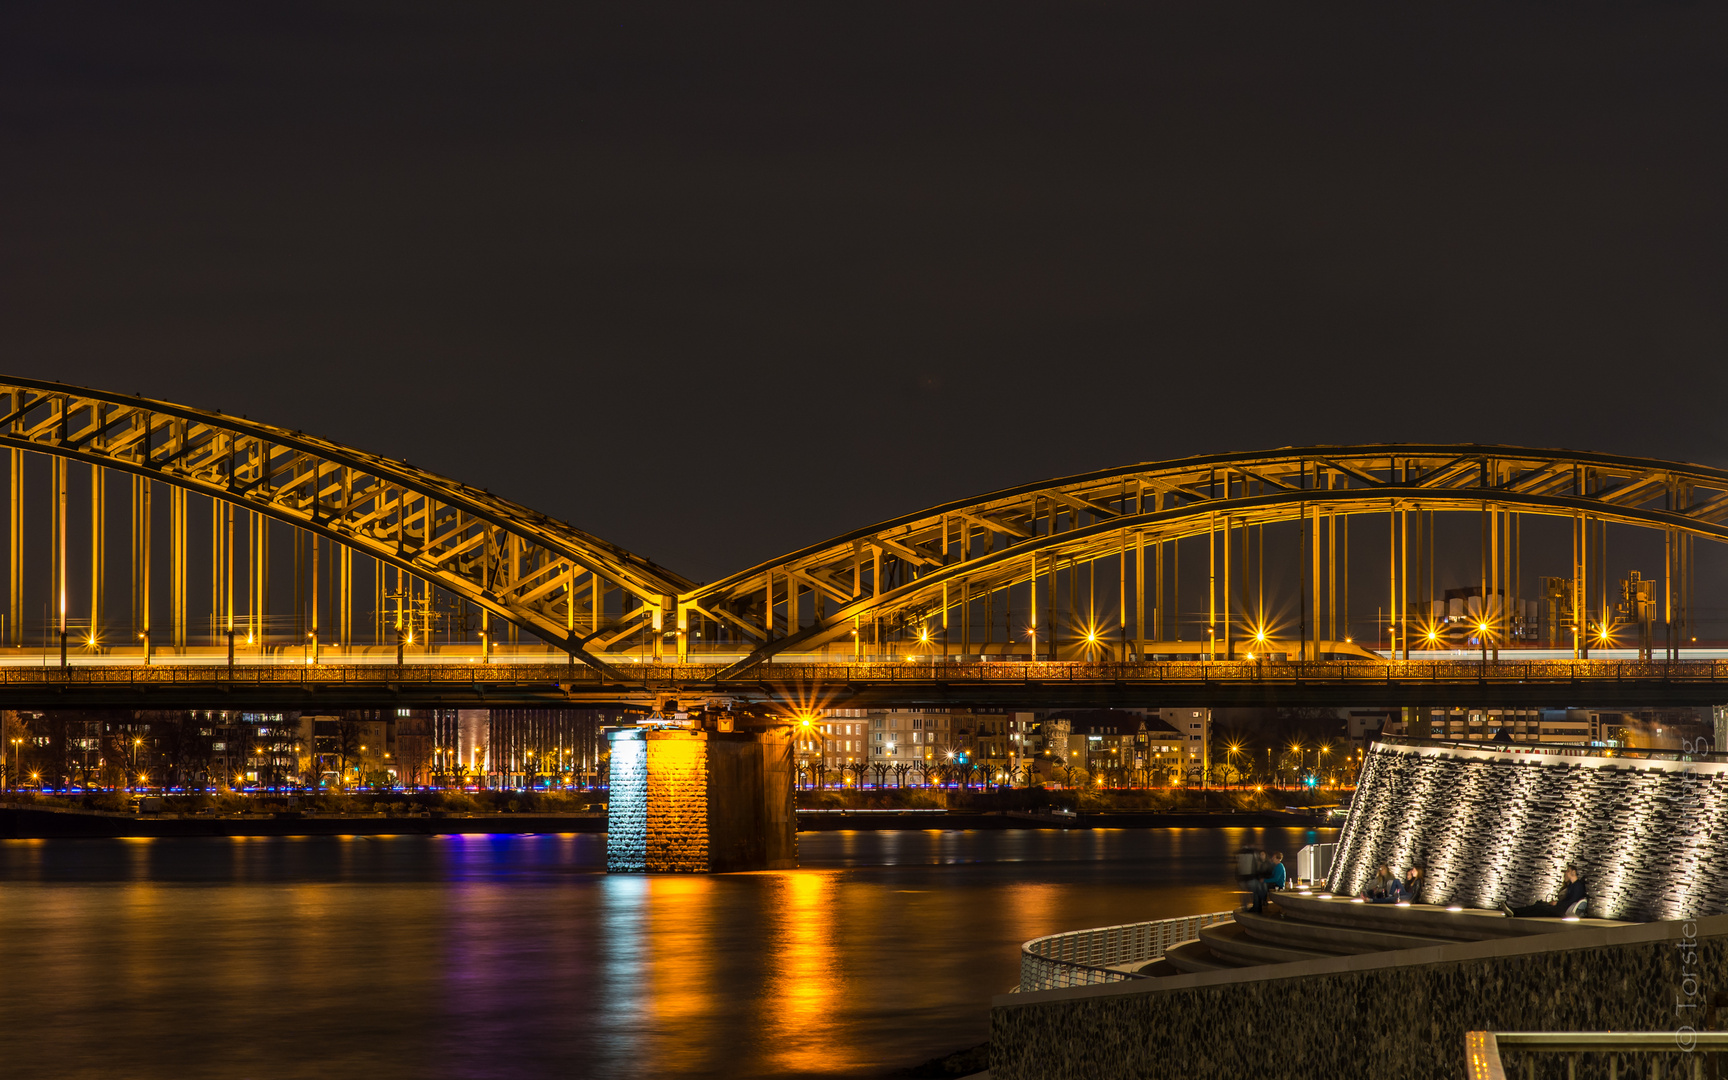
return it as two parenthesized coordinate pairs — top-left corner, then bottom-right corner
(696, 445), (1728, 676)
(0, 376), (692, 668)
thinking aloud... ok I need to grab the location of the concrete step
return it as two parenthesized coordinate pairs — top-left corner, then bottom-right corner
(1233, 908), (1458, 955)
(1276, 892), (1549, 940)
(1199, 920), (1334, 967)
(1162, 939), (1234, 974)
(1278, 891), (1632, 938)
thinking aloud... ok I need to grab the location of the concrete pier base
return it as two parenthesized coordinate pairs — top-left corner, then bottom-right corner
(605, 726), (796, 873)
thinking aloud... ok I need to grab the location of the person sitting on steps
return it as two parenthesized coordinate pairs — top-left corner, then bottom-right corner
(1500, 866), (1587, 919)
(1251, 850), (1286, 914)
(1363, 863), (1398, 902)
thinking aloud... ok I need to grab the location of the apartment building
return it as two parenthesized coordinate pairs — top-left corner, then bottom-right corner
(863, 709), (953, 767)
(1156, 707), (1211, 780)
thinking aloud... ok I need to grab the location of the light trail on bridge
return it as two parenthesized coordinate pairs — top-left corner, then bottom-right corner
(0, 655), (1722, 712)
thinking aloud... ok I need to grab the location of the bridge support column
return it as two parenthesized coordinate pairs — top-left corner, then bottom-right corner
(606, 725), (796, 873)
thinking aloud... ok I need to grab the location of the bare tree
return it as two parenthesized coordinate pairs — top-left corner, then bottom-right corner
(333, 719), (364, 786)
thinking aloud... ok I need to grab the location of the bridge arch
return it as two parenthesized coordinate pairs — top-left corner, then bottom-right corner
(689, 446), (1728, 676)
(0, 376), (690, 668)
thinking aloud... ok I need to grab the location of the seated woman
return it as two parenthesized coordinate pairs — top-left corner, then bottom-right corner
(1363, 863), (1398, 902)
(1400, 866), (1423, 904)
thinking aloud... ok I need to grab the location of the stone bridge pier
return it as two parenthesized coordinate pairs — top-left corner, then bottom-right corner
(605, 724), (797, 873)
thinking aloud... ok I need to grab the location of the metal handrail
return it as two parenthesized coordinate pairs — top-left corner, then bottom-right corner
(1381, 735), (1728, 765)
(6, 657), (1728, 687)
(1466, 1031), (1728, 1080)
(1018, 911), (1233, 992)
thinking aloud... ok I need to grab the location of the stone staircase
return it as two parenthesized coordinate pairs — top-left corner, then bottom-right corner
(1154, 890), (1630, 976)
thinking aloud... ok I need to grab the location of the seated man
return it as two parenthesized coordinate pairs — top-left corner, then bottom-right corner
(1250, 851), (1287, 914)
(1501, 866), (1586, 919)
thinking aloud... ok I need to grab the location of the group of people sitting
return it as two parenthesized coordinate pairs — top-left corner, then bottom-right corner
(1247, 851), (1590, 920)
(1356, 862), (1589, 918)
(1363, 863), (1423, 903)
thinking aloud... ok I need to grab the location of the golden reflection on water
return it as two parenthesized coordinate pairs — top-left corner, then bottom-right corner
(641, 874), (717, 1068)
(765, 870), (840, 1075)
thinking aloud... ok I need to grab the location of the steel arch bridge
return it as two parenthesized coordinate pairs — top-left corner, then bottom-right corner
(688, 444), (1727, 675)
(0, 375), (1726, 708)
(0, 376), (691, 673)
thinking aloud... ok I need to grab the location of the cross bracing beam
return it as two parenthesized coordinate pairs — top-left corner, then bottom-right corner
(695, 445), (1728, 677)
(0, 377), (693, 668)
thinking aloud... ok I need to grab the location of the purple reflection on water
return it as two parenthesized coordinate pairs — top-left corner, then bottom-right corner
(0, 826), (1330, 1078)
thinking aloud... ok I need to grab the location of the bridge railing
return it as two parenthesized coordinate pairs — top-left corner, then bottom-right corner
(0, 657), (1726, 686)
(1018, 911), (1234, 993)
(639, 658), (1728, 684)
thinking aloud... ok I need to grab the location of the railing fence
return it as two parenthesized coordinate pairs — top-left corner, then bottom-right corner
(1018, 911), (1233, 993)
(1297, 842), (1339, 886)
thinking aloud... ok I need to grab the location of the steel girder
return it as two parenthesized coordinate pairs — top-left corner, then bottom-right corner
(694, 445), (1728, 676)
(0, 377), (693, 669)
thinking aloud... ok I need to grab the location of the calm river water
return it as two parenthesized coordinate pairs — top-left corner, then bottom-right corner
(0, 826), (1332, 1078)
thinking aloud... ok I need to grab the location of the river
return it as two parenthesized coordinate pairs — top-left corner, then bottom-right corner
(0, 826), (1333, 1078)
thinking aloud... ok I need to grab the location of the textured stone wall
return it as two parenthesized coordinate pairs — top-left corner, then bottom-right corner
(1332, 741), (1728, 920)
(992, 918), (1728, 1080)
(644, 730), (710, 872)
(605, 730), (648, 872)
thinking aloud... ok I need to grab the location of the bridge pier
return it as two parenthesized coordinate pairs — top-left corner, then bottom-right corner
(605, 724), (796, 873)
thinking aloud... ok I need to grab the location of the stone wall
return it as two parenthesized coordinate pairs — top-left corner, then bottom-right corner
(645, 729), (711, 872)
(706, 730), (797, 872)
(991, 917), (1728, 1080)
(605, 729), (648, 872)
(1332, 740), (1728, 920)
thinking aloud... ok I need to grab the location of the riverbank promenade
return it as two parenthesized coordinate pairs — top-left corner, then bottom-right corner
(995, 736), (1728, 1078)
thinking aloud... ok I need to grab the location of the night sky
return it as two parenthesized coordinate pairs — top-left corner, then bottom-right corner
(3, 3), (1724, 585)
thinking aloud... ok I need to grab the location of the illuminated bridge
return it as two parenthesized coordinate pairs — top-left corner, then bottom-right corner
(1, 375), (1725, 710)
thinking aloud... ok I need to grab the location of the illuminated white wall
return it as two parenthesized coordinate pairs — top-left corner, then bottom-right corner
(606, 730), (648, 873)
(1332, 740), (1728, 921)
